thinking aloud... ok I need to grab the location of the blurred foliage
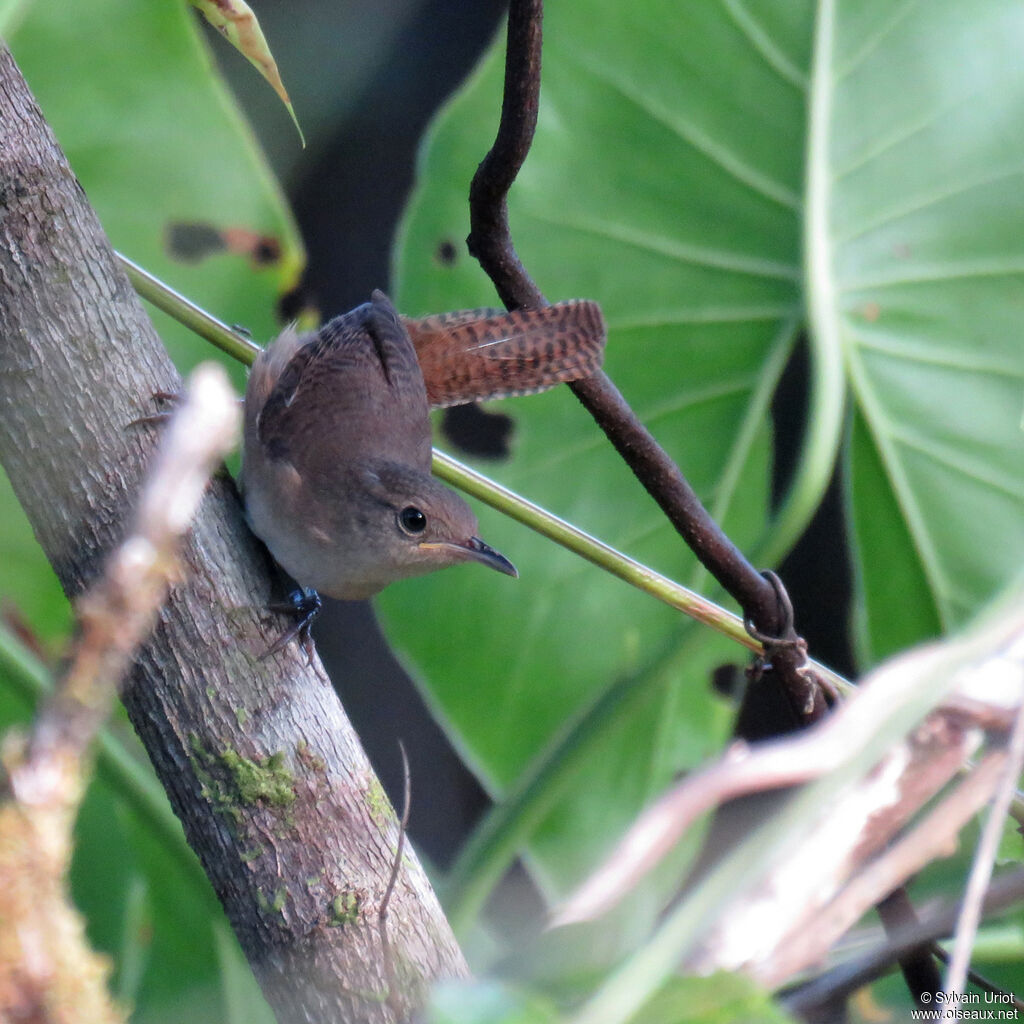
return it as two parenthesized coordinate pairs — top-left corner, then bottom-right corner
(1, 0), (1023, 1021)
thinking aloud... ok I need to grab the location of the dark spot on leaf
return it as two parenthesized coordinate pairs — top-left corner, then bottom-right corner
(441, 404), (514, 460)
(166, 221), (225, 262)
(250, 236), (282, 266)
(277, 283), (317, 324)
(165, 222), (282, 267)
(435, 238), (458, 267)
(710, 663), (742, 700)
(222, 227), (281, 266)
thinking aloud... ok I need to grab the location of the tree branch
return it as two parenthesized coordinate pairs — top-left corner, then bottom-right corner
(0, 43), (465, 1023)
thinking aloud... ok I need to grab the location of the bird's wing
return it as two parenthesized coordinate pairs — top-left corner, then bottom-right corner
(403, 300), (606, 408)
(253, 294), (431, 472)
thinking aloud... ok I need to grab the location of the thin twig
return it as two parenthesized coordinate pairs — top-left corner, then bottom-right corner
(0, 624), (218, 906)
(380, 740), (412, 1009)
(465, 0), (826, 721)
(380, 741), (412, 928)
(14, 363), (240, 781)
(1, 364), (239, 1024)
(466, 0), (545, 311)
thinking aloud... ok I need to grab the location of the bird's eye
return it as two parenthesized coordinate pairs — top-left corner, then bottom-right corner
(398, 505), (427, 535)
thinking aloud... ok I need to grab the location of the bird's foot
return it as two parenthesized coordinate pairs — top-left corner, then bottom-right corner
(262, 588), (322, 663)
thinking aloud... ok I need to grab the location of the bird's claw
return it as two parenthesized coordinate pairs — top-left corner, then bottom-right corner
(262, 588), (322, 663)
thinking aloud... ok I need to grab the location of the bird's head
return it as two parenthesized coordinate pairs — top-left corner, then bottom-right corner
(349, 460), (518, 592)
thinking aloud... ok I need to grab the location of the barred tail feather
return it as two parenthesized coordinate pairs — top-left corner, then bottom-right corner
(404, 299), (606, 408)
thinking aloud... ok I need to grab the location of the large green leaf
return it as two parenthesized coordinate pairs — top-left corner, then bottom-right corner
(390, 0), (1024, 923)
(812, 0), (1024, 659)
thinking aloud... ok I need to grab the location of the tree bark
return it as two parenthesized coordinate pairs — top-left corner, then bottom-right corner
(0, 44), (467, 1023)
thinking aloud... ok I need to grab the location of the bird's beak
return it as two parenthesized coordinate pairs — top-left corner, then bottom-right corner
(420, 537), (518, 578)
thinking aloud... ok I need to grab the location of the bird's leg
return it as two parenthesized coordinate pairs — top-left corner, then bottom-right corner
(263, 588), (322, 663)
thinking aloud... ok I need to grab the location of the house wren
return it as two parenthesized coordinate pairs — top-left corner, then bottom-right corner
(242, 290), (605, 614)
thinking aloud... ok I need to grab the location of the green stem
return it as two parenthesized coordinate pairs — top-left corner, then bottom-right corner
(434, 450), (758, 652)
(118, 251), (261, 367)
(433, 450), (847, 687)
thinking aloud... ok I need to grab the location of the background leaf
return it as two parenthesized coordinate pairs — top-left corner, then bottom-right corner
(812, 0), (1024, 660)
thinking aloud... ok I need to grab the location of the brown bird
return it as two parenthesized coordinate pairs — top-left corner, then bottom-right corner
(242, 290), (604, 637)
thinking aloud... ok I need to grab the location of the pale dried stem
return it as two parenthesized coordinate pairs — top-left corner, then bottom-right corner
(14, 365), (239, 793)
(755, 750), (1006, 987)
(555, 600), (1024, 986)
(1, 365), (239, 1024)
